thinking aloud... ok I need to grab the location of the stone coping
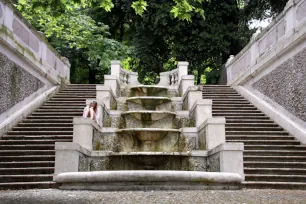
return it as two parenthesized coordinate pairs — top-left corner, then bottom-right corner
(104, 152), (190, 156)
(198, 117), (226, 131)
(54, 170), (243, 184)
(181, 85), (202, 102)
(208, 143), (244, 156)
(117, 128), (180, 133)
(73, 117), (101, 130)
(122, 110), (176, 115)
(190, 99), (213, 114)
(130, 85), (169, 89)
(96, 85), (116, 100)
(126, 96), (171, 100)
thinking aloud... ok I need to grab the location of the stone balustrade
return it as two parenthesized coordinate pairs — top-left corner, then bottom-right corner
(225, 0), (306, 143)
(0, 0), (70, 84)
(158, 61), (189, 86)
(110, 60), (139, 86)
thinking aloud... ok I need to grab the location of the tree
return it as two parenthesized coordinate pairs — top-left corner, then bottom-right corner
(16, 0), (128, 84)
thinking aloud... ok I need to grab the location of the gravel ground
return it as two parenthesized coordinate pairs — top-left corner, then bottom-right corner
(0, 189), (306, 204)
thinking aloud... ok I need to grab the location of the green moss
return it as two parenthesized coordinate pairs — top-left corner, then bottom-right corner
(111, 102), (117, 110)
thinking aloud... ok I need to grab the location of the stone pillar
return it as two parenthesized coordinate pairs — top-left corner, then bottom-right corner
(198, 117), (225, 150)
(104, 75), (119, 97)
(177, 61), (189, 81)
(96, 85), (114, 110)
(208, 143), (245, 180)
(192, 99), (213, 127)
(73, 117), (93, 151)
(111, 60), (121, 78)
(179, 75), (194, 96)
(184, 88), (202, 110)
(284, 0), (296, 38)
(54, 142), (80, 175)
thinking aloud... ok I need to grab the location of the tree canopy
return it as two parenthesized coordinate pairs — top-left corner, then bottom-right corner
(14, 0), (287, 84)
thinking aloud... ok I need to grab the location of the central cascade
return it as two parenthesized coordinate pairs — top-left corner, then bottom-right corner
(118, 85), (179, 152)
(53, 61), (244, 190)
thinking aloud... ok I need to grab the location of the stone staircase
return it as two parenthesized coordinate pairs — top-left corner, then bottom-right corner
(202, 85), (306, 189)
(0, 84), (96, 190)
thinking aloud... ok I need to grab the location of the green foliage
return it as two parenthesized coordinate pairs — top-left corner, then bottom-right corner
(16, 0), (128, 83)
(131, 0), (147, 16)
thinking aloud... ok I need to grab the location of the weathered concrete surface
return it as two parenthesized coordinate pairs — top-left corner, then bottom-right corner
(0, 189), (306, 204)
(54, 170), (242, 191)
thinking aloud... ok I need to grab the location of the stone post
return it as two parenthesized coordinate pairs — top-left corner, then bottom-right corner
(96, 85), (114, 110)
(208, 143), (245, 180)
(198, 117), (225, 150)
(111, 60), (121, 78)
(54, 143), (80, 175)
(73, 117), (93, 151)
(104, 75), (120, 97)
(183, 88), (202, 110)
(177, 61), (189, 81)
(179, 75), (195, 96)
(191, 99), (213, 127)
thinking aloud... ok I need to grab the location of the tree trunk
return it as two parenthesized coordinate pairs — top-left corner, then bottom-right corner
(88, 67), (97, 84)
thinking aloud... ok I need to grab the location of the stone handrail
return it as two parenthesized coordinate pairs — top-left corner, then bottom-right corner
(225, 0), (306, 86)
(0, 0), (70, 84)
(158, 62), (189, 86)
(110, 60), (138, 85)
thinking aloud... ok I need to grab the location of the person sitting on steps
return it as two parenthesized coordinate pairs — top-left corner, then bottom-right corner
(83, 101), (101, 126)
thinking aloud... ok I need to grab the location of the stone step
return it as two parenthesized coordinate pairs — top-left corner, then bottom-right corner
(0, 161), (54, 168)
(31, 112), (81, 116)
(226, 131), (289, 135)
(214, 113), (266, 117)
(0, 155), (55, 162)
(213, 104), (254, 108)
(245, 174), (306, 183)
(50, 97), (86, 101)
(203, 97), (246, 100)
(54, 95), (96, 98)
(0, 144), (55, 150)
(6, 131), (72, 135)
(55, 92), (96, 95)
(0, 139), (70, 145)
(40, 106), (84, 109)
(44, 101), (85, 105)
(226, 119), (274, 123)
(213, 101), (251, 104)
(27, 116), (74, 119)
(228, 140), (300, 145)
(2, 135), (72, 140)
(244, 150), (306, 156)
(202, 91), (238, 94)
(13, 127), (73, 131)
(0, 175), (53, 183)
(244, 156), (306, 162)
(244, 162), (306, 168)
(226, 127), (284, 131)
(213, 107), (258, 110)
(23, 118), (73, 122)
(246, 181), (306, 190)
(227, 135), (296, 141)
(0, 181), (57, 190)
(213, 110), (263, 114)
(0, 150), (55, 156)
(0, 167), (54, 175)
(225, 123), (279, 127)
(244, 145), (306, 151)
(224, 116), (271, 120)
(18, 123), (73, 127)
(36, 109), (84, 112)
(244, 168), (306, 175)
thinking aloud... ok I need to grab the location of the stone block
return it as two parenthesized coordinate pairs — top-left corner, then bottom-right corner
(73, 117), (94, 151)
(198, 117), (225, 150)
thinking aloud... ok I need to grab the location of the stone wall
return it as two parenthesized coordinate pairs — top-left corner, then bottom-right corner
(225, 0), (306, 141)
(0, 52), (44, 114)
(252, 49), (306, 122)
